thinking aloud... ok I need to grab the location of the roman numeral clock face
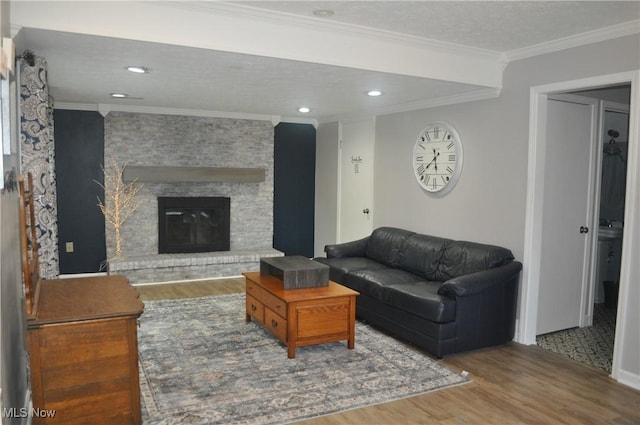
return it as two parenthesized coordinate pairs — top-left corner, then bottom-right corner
(412, 122), (463, 195)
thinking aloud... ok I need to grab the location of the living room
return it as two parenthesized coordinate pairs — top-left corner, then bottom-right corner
(1, 1), (639, 424)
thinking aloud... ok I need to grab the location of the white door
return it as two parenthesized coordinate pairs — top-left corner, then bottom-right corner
(339, 120), (374, 242)
(536, 96), (597, 335)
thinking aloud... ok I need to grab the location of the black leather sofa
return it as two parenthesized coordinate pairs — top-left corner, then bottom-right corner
(314, 227), (522, 358)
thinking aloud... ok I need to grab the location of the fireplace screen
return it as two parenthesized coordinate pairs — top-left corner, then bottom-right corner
(158, 197), (230, 254)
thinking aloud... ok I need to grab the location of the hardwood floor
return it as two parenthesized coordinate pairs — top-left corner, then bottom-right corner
(135, 278), (640, 425)
(135, 278), (244, 300)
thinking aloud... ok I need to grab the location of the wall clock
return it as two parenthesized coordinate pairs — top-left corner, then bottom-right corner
(412, 121), (463, 195)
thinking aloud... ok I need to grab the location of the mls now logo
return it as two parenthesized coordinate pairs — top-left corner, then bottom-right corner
(2, 407), (56, 419)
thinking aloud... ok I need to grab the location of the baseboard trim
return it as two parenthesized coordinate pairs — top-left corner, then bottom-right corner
(131, 275), (244, 287)
(58, 272), (108, 279)
(615, 369), (640, 391)
(59, 272), (246, 287)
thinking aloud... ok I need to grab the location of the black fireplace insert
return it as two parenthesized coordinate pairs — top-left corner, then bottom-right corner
(158, 197), (230, 254)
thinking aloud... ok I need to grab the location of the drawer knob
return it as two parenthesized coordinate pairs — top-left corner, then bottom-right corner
(271, 319), (278, 328)
(251, 304), (257, 312)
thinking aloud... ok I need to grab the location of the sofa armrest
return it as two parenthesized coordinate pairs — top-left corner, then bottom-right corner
(438, 261), (522, 297)
(324, 236), (370, 258)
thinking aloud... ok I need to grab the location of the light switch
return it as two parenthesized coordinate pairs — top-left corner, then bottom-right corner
(65, 241), (74, 253)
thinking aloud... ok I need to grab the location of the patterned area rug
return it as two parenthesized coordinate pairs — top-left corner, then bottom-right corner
(138, 293), (469, 425)
(536, 303), (616, 372)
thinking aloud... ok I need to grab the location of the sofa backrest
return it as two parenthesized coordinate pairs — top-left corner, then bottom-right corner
(365, 227), (415, 267)
(397, 233), (452, 280)
(435, 240), (514, 281)
(364, 227), (515, 281)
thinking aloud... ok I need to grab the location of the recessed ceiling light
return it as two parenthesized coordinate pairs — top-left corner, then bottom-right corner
(110, 93), (128, 98)
(368, 90), (382, 97)
(313, 9), (335, 17)
(126, 66), (149, 74)
(298, 107), (310, 113)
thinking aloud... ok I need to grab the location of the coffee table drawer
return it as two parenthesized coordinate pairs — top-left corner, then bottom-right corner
(265, 308), (287, 342)
(296, 299), (350, 339)
(246, 282), (286, 319)
(246, 294), (264, 324)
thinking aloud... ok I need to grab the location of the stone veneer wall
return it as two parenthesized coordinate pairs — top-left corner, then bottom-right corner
(104, 112), (276, 271)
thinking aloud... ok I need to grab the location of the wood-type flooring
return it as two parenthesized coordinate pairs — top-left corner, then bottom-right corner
(136, 278), (640, 425)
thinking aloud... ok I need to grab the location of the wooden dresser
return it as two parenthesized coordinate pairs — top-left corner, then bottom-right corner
(19, 174), (144, 424)
(27, 276), (144, 425)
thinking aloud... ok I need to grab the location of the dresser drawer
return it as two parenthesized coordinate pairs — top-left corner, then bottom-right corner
(35, 319), (132, 389)
(265, 308), (287, 343)
(246, 294), (264, 324)
(246, 281), (286, 319)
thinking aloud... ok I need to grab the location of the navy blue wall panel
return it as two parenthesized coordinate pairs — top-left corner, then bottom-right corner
(54, 110), (106, 274)
(273, 123), (316, 257)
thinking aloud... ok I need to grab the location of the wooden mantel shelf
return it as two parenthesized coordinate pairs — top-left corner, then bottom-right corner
(122, 165), (265, 183)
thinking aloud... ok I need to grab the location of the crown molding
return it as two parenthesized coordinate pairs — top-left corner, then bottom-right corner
(317, 88), (502, 124)
(53, 102), (318, 126)
(278, 116), (319, 129)
(159, 1), (503, 62)
(10, 24), (22, 38)
(505, 19), (640, 62)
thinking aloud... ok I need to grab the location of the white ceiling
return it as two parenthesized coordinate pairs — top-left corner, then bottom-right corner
(238, 1), (638, 51)
(11, 1), (640, 123)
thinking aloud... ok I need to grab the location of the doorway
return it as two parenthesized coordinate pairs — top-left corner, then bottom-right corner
(520, 71), (639, 384)
(534, 89), (629, 373)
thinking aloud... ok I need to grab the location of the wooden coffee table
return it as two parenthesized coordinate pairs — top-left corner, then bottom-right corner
(243, 271), (359, 358)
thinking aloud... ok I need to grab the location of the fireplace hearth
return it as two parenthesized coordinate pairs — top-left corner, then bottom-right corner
(158, 197), (230, 254)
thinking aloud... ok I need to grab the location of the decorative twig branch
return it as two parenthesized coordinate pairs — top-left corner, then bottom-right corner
(95, 159), (143, 259)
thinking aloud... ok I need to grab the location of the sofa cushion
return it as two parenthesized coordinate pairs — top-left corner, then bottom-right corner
(344, 268), (423, 298)
(382, 282), (456, 323)
(364, 227), (415, 267)
(397, 233), (452, 280)
(435, 240), (514, 281)
(313, 257), (387, 282)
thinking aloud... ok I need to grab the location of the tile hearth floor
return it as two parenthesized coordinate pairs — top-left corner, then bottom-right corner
(536, 303), (616, 373)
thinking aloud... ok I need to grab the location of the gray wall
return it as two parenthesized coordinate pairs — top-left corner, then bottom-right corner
(0, 0), (30, 419)
(314, 122), (340, 257)
(103, 112), (274, 259)
(374, 35), (639, 260)
(372, 35), (639, 380)
(0, 122), (29, 418)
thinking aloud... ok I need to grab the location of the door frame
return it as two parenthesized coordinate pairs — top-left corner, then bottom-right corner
(520, 71), (639, 383)
(338, 118), (375, 243)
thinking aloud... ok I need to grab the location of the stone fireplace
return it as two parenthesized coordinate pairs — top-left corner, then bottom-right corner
(104, 112), (283, 283)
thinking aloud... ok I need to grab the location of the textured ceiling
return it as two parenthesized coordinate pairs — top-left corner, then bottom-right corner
(16, 28), (485, 120)
(237, 1), (639, 51)
(12, 1), (640, 121)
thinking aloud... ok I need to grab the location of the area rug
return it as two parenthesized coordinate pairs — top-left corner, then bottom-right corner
(138, 293), (469, 425)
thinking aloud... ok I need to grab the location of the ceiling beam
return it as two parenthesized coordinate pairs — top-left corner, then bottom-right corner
(10, 1), (504, 89)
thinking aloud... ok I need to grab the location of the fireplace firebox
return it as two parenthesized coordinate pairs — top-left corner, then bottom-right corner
(158, 197), (230, 254)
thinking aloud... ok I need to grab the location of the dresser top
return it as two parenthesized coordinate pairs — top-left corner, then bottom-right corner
(28, 275), (144, 327)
